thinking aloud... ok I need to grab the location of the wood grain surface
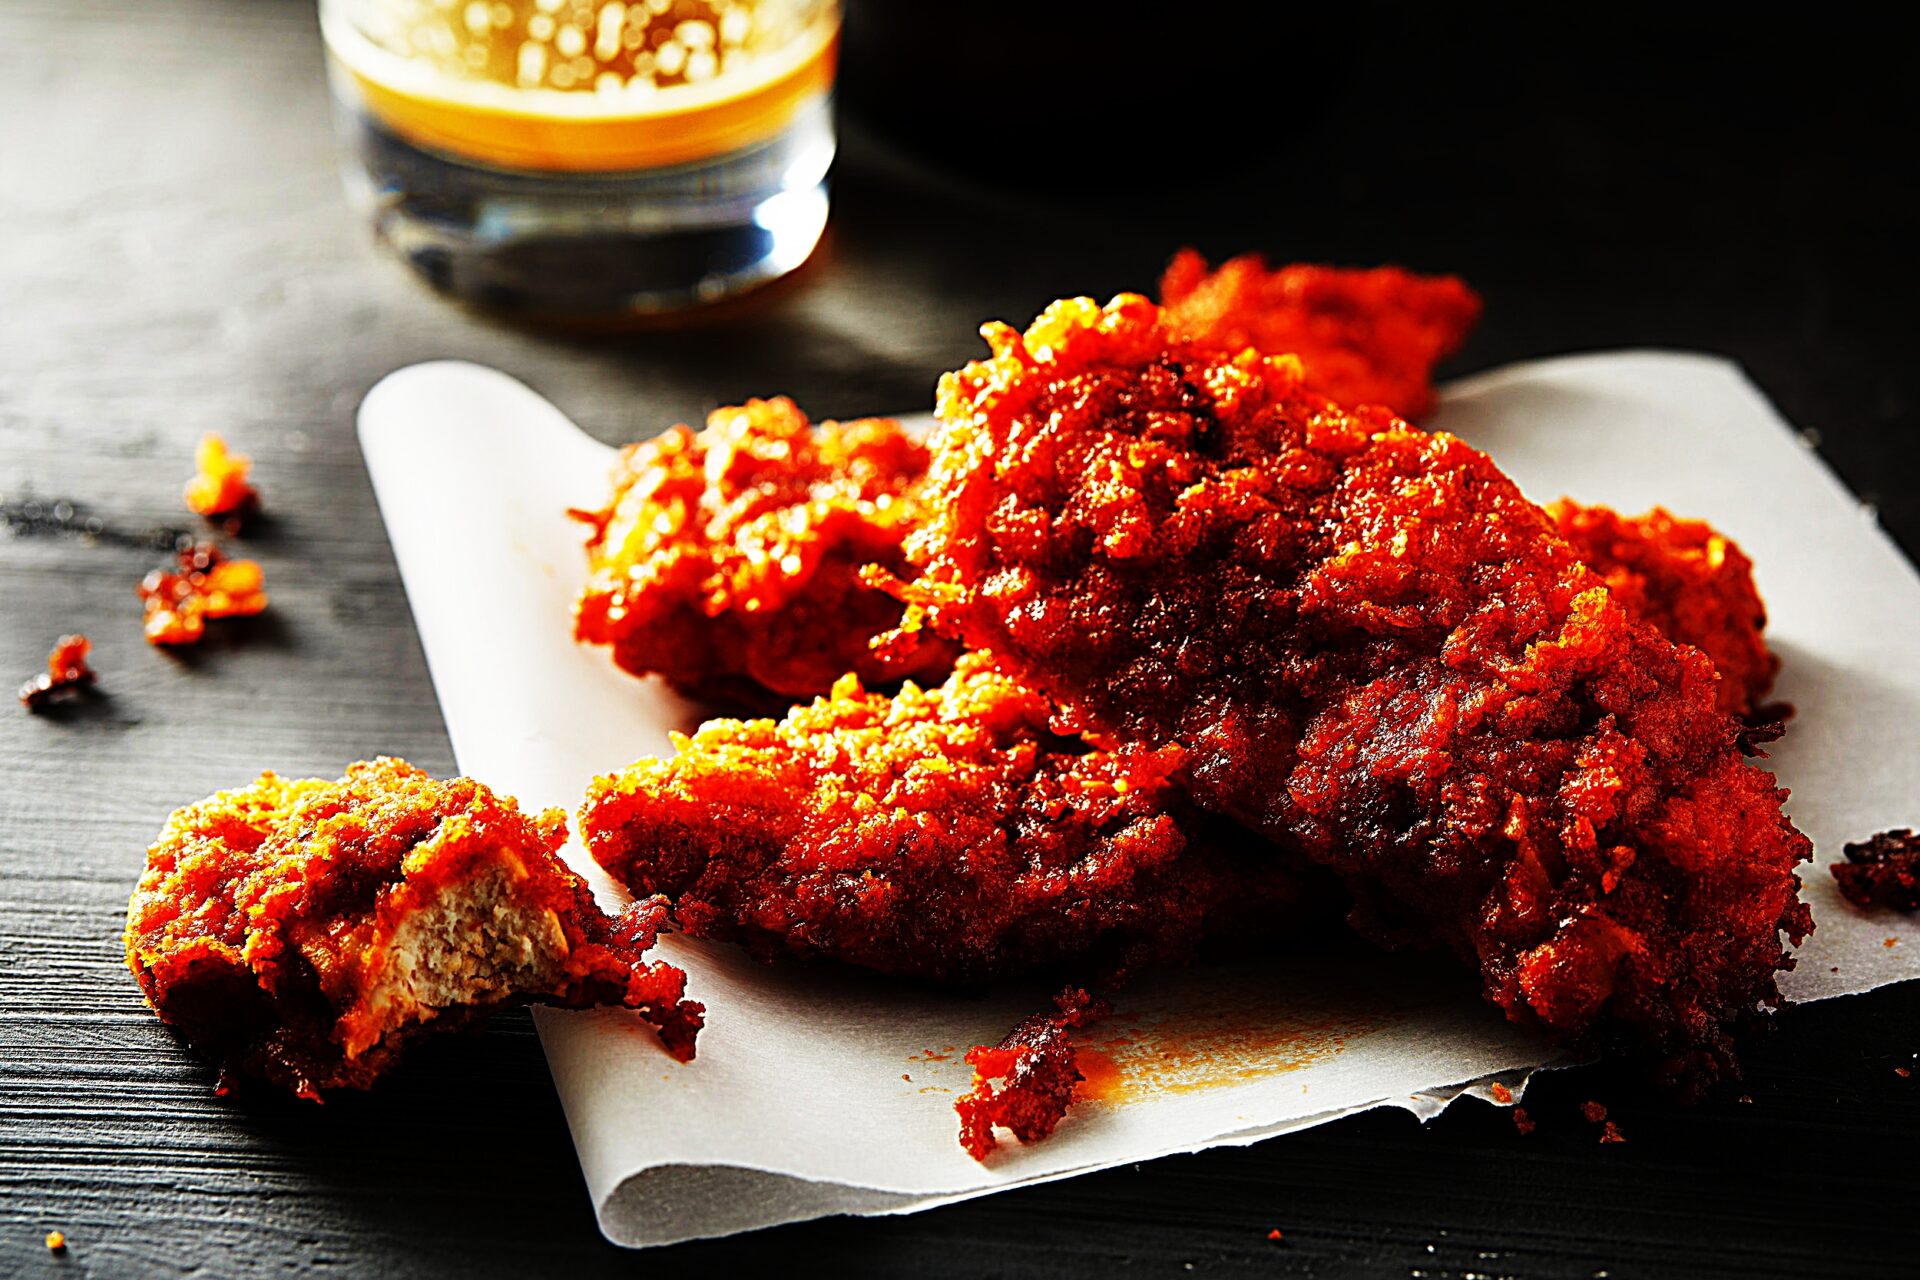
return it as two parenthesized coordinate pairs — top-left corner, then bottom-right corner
(3, 3), (1915, 1276)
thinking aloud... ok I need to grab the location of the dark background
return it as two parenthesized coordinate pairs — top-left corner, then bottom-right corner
(3, 2), (1915, 1276)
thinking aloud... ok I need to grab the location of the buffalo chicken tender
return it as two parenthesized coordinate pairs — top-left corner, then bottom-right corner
(572, 397), (958, 705)
(1546, 501), (1777, 719)
(897, 295), (1812, 1086)
(1161, 249), (1481, 419)
(125, 758), (701, 1098)
(581, 652), (1318, 988)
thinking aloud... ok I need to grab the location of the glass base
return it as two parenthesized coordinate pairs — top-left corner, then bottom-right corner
(333, 97), (833, 315)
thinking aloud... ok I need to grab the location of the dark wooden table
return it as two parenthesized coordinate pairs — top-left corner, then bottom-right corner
(4, 3), (1915, 1276)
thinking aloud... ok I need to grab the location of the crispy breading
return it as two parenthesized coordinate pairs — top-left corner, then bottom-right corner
(580, 652), (1317, 987)
(1160, 249), (1481, 419)
(125, 757), (701, 1098)
(897, 295), (1812, 1084)
(572, 397), (957, 705)
(1546, 501), (1776, 719)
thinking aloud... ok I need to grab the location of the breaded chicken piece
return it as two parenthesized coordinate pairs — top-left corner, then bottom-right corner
(1160, 248), (1481, 419)
(896, 295), (1812, 1085)
(1546, 501), (1777, 719)
(126, 758), (701, 1098)
(572, 397), (958, 705)
(580, 652), (1318, 988)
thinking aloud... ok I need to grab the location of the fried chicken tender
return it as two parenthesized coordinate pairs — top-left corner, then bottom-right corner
(896, 295), (1812, 1082)
(572, 397), (958, 705)
(1546, 501), (1777, 719)
(1160, 249), (1481, 419)
(126, 758), (701, 1098)
(580, 652), (1315, 987)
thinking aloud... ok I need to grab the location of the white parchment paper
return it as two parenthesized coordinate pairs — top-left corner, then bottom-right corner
(358, 351), (1920, 1247)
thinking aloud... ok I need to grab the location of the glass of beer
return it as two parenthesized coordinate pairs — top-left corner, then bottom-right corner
(320, 0), (838, 315)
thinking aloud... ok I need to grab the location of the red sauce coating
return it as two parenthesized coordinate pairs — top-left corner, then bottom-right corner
(898, 295), (1812, 1087)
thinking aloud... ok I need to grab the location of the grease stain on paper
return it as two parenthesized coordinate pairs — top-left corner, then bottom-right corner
(1071, 1006), (1373, 1105)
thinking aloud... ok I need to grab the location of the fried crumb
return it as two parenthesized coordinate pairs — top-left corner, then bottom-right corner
(184, 433), (259, 528)
(138, 542), (267, 646)
(1599, 1121), (1626, 1143)
(1512, 1107), (1536, 1135)
(1579, 1101), (1609, 1124)
(1266, 1229), (1285, 1242)
(1738, 1094), (1754, 1104)
(1888, 937), (1900, 948)
(1489, 1082), (1513, 1105)
(45, 1230), (66, 1252)
(955, 987), (1109, 1160)
(19, 634), (94, 710)
(1831, 830), (1920, 912)
(1735, 716), (1788, 757)
(1897, 1067), (1912, 1079)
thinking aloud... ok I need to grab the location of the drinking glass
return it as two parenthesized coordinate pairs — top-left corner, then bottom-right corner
(320, 0), (838, 314)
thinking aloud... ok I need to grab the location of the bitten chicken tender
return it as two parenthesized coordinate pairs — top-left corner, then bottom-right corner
(572, 397), (958, 705)
(580, 652), (1317, 987)
(1160, 249), (1482, 419)
(126, 758), (702, 1098)
(896, 295), (1812, 1084)
(1546, 501), (1777, 719)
